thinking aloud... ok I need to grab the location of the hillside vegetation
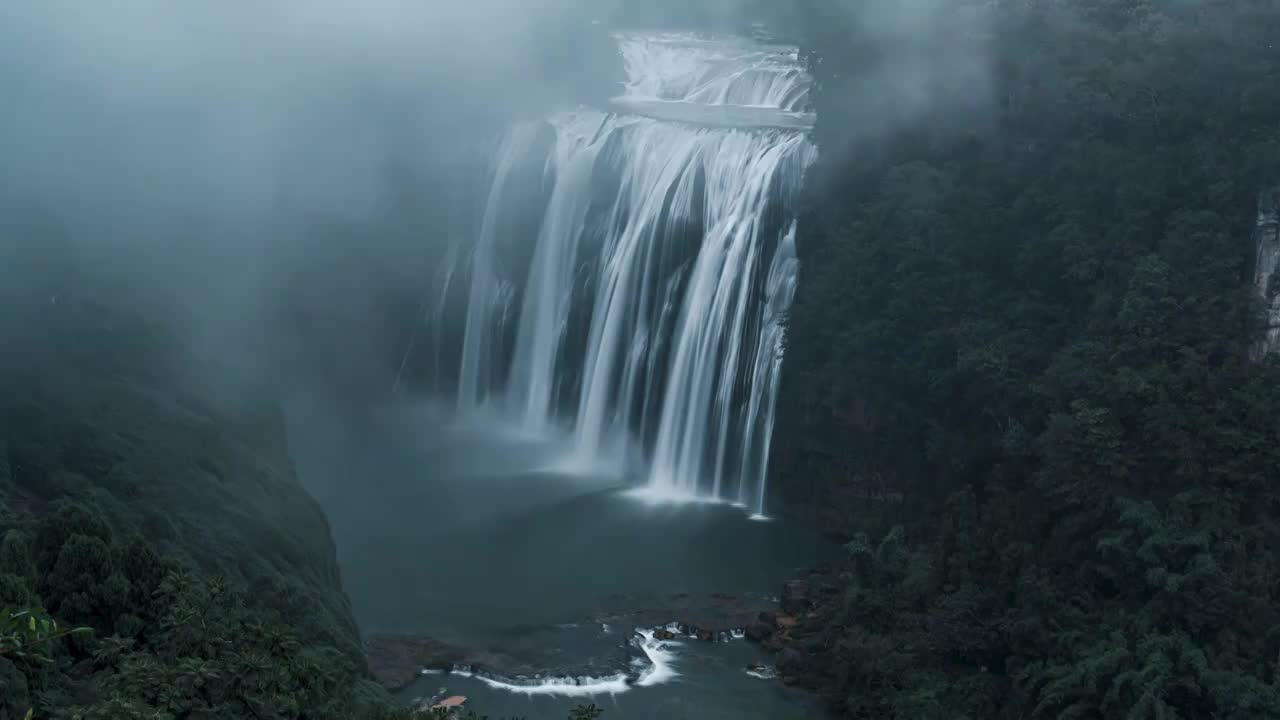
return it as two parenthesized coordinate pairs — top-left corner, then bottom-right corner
(772, 0), (1280, 717)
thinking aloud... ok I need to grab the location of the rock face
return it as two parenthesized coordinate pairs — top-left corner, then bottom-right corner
(364, 635), (467, 691)
(366, 627), (645, 692)
(366, 592), (781, 692)
(590, 591), (778, 641)
(0, 276), (367, 667)
(1251, 186), (1280, 359)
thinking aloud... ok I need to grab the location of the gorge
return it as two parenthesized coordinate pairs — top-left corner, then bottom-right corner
(285, 28), (835, 717)
(4, 1), (1280, 719)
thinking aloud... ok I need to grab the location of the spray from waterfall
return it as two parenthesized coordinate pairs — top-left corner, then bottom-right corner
(431, 31), (815, 515)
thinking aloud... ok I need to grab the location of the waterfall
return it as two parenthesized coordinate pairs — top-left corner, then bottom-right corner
(507, 111), (617, 431)
(1251, 187), (1280, 360)
(457, 125), (541, 410)
(434, 31), (815, 514)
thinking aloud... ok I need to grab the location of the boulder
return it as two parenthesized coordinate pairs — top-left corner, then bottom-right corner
(745, 622), (774, 643)
(364, 635), (465, 691)
(780, 580), (811, 614)
(777, 647), (804, 674)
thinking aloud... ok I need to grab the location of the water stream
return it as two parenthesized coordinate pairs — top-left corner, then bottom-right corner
(293, 28), (824, 719)
(435, 31), (815, 517)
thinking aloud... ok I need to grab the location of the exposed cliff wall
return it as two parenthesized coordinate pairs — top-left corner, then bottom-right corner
(1251, 186), (1280, 359)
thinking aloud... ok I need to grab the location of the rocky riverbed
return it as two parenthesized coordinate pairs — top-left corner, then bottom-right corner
(364, 580), (826, 694)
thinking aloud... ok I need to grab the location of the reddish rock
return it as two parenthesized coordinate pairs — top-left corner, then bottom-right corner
(653, 629), (676, 641)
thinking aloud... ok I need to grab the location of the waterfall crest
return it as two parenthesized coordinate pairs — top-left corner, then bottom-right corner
(435, 31), (815, 516)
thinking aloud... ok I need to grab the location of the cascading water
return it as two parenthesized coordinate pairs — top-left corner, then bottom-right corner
(616, 32), (812, 112)
(434, 31), (815, 516)
(456, 125), (541, 410)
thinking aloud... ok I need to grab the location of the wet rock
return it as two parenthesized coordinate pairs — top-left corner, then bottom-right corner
(369, 592), (782, 694)
(781, 580), (812, 614)
(745, 622), (774, 643)
(592, 591), (777, 639)
(369, 623), (650, 692)
(776, 615), (798, 629)
(365, 635), (465, 691)
(777, 647), (803, 673)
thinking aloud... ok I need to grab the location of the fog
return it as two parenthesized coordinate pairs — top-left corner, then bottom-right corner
(2, 0), (624, 402)
(0, 1), (995, 711)
(0, 0), (995, 411)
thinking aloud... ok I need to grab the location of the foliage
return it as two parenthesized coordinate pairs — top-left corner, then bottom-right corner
(568, 705), (605, 720)
(0, 498), (612, 719)
(1, 607), (91, 663)
(774, 0), (1280, 718)
(0, 502), (377, 718)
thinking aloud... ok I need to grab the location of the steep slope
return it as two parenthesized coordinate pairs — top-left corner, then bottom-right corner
(768, 1), (1280, 718)
(0, 242), (395, 717)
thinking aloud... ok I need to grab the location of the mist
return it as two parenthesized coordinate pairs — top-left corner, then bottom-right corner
(0, 0), (995, 400)
(1, 0), (628, 406)
(4, 1), (1273, 717)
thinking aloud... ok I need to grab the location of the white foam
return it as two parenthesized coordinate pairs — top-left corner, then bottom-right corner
(624, 486), (729, 507)
(634, 629), (680, 687)
(476, 673), (632, 697)
(471, 629), (680, 698)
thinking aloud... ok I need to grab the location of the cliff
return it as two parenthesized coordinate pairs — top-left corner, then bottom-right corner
(0, 251), (393, 717)
(1251, 186), (1280, 359)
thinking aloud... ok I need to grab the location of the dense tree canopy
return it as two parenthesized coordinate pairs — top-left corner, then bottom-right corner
(771, 0), (1280, 717)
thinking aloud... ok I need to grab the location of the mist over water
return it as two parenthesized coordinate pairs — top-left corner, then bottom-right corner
(431, 31), (816, 517)
(286, 25), (831, 717)
(2, 2), (849, 717)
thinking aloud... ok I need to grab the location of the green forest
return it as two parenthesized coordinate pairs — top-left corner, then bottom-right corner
(4, 0), (1280, 718)
(772, 0), (1280, 717)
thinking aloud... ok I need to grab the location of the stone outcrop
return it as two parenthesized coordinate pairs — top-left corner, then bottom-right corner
(365, 591), (781, 692)
(364, 635), (467, 691)
(1251, 186), (1280, 359)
